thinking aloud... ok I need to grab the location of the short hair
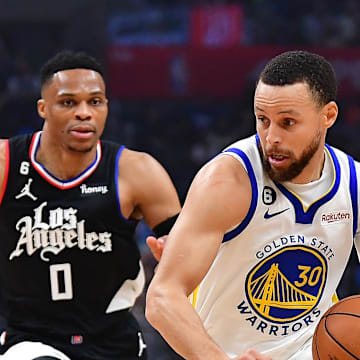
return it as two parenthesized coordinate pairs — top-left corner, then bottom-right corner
(40, 50), (104, 88)
(259, 50), (337, 107)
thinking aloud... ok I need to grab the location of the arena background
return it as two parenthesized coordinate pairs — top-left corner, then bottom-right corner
(1, 0), (360, 358)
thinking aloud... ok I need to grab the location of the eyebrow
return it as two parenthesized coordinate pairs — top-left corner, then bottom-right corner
(254, 106), (300, 115)
(57, 90), (105, 97)
(277, 109), (300, 115)
(254, 106), (265, 112)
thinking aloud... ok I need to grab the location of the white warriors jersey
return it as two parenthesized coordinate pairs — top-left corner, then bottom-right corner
(190, 135), (360, 360)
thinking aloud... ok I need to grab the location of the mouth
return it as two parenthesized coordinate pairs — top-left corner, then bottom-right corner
(267, 153), (289, 167)
(69, 125), (96, 139)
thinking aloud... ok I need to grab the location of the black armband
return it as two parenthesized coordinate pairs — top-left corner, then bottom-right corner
(153, 214), (179, 237)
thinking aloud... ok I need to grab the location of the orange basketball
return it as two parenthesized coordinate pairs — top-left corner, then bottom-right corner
(312, 295), (360, 359)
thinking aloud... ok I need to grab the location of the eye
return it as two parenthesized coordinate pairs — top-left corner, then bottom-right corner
(62, 99), (74, 107)
(90, 98), (103, 106)
(257, 115), (269, 126)
(283, 118), (295, 127)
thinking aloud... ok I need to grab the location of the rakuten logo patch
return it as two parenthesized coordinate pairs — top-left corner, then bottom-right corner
(321, 210), (351, 225)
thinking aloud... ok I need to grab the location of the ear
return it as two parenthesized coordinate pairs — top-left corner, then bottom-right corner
(322, 101), (338, 129)
(37, 99), (46, 119)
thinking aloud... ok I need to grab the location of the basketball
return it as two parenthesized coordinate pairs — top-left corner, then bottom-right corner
(312, 294), (360, 359)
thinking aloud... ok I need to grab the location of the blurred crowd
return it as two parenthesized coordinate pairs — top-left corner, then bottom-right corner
(1, 0), (360, 358)
(107, 0), (360, 46)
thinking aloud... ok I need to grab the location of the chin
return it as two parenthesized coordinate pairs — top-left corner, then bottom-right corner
(270, 166), (303, 183)
(67, 143), (95, 153)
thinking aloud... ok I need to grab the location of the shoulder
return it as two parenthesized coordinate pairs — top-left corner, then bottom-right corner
(0, 139), (8, 151)
(197, 148), (254, 186)
(118, 148), (162, 176)
(117, 148), (174, 194)
(195, 135), (258, 184)
(189, 154), (252, 207)
(0, 139), (9, 165)
(0, 139), (9, 197)
(180, 153), (253, 232)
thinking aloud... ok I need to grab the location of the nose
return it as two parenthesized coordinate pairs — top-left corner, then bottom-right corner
(75, 101), (91, 121)
(266, 123), (281, 145)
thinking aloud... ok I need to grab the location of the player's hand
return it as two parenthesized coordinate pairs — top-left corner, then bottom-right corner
(233, 349), (272, 360)
(146, 235), (167, 262)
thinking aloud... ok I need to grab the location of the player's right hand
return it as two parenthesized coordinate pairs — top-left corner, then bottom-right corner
(233, 349), (272, 360)
(146, 235), (167, 262)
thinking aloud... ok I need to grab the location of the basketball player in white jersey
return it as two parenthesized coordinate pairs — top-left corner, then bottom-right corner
(146, 50), (360, 359)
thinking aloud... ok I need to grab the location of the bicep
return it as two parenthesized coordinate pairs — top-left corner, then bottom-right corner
(158, 213), (225, 295)
(153, 158), (252, 295)
(118, 150), (181, 227)
(135, 154), (181, 229)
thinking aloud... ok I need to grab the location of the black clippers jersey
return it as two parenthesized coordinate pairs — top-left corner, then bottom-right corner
(0, 132), (143, 336)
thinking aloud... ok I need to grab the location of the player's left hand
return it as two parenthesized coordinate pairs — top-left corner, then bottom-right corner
(146, 235), (167, 262)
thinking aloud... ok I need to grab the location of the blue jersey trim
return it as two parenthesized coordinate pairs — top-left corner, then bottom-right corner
(222, 148), (258, 242)
(115, 146), (136, 223)
(255, 133), (260, 146)
(275, 144), (341, 224)
(348, 155), (358, 237)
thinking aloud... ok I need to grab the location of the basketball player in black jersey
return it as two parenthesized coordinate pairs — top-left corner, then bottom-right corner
(0, 51), (181, 360)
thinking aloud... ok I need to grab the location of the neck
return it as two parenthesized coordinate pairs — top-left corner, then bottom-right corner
(35, 131), (98, 180)
(291, 148), (326, 184)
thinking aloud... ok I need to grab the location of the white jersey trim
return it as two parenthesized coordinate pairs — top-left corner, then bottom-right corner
(29, 131), (102, 189)
(105, 261), (145, 313)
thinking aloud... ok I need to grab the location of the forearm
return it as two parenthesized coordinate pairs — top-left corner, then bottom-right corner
(146, 288), (229, 360)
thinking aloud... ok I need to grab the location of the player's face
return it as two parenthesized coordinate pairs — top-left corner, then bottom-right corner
(255, 81), (335, 183)
(38, 69), (108, 153)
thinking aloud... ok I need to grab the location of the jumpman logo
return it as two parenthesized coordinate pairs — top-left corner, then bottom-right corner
(15, 178), (38, 201)
(137, 331), (147, 357)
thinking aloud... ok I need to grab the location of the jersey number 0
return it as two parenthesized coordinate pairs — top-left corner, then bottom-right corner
(49, 263), (73, 300)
